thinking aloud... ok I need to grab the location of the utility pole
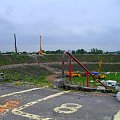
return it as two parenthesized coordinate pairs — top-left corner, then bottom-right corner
(14, 33), (17, 53)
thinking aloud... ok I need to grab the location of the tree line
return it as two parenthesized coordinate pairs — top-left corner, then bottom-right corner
(45, 48), (120, 54)
(45, 48), (103, 54)
(1, 48), (120, 55)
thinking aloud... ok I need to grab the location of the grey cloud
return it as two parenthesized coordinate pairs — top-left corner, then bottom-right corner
(0, 0), (120, 52)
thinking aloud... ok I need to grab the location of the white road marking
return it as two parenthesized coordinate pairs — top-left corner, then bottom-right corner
(12, 91), (70, 120)
(54, 103), (82, 114)
(114, 110), (120, 120)
(0, 86), (48, 98)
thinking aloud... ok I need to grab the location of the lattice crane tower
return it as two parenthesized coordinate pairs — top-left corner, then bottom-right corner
(14, 33), (18, 54)
(39, 33), (43, 55)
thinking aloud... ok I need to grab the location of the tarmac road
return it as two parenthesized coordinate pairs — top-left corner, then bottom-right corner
(0, 84), (119, 120)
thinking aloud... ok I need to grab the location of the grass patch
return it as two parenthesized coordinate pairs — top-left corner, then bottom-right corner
(69, 73), (120, 87)
(0, 54), (35, 66)
(50, 63), (120, 72)
(0, 66), (52, 87)
(105, 73), (120, 82)
(38, 54), (120, 62)
(0, 54), (120, 65)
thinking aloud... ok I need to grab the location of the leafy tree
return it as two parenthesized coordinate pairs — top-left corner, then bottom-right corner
(45, 49), (64, 54)
(22, 51), (27, 54)
(76, 49), (87, 54)
(90, 48), (103, 54)
(72, 50), (76, 54)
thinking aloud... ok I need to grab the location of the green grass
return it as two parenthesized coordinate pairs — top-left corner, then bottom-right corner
(49, 63), (120, 87)
(105, 73), (120, 82)
(70, 73), (120, 87)
(37, 54), (63, 63)
(0, 54), (35, 66)
(0, 54), (120, 66)
(0, 66), (52, 87)
(38, 54), (120, 62)
(50, 63), (120, 72)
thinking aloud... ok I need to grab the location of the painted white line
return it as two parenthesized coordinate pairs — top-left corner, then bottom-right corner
(0, 86), (48, 98)
(12, 91), (70, 120)
(54, 103), (82, 114)
(114, 110), (120, 120)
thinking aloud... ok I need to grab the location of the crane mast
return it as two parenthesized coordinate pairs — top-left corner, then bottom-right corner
(14, 33), (17, 53)
(39, 33), (43, 55)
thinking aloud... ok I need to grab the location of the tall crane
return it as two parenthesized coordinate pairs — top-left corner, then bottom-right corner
(39, 33), (43, 55)
(38, 33), (46, 55)
(14, 33), (17, 53)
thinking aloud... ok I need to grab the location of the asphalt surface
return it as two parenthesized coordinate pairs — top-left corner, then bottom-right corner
(0, 84), (119, 120)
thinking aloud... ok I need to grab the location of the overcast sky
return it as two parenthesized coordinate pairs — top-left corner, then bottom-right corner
(0, 0), (120, 52)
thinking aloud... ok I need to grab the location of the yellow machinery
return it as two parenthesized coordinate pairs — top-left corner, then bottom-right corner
(90, 57), (107, 79)
(39, 33), (43, 55)
(38, 33), (46, 55)
(98, 73), (106, 79)
(64, 71), (81, 77)
(64, 55), (107, 79)
(98, 56), (106, 79)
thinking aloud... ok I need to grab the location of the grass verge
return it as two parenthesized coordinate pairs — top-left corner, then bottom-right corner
(70, 73), (120, 88)
(0, 66), (52, 87)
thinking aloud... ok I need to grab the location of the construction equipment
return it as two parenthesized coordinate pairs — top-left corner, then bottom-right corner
(64, 71), (81, 77)
(14, 34), (18, 54)
(39, 33), (43, 55)
(98, 56), (106, 79)
(98, 73), (106, 79)
(91, 56), (106, 79)
(62, 51), (107, 89)
(91, 71), (106, 79)
(38, 33), (46, 55)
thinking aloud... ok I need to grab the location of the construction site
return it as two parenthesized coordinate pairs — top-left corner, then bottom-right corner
(0, 33), (120, 120)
